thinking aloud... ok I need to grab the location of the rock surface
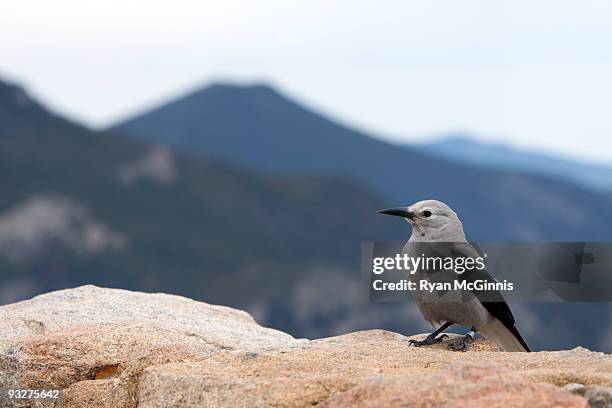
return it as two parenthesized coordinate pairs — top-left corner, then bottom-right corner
(0, 285), (297, 407)
(1, 286), (611, 407)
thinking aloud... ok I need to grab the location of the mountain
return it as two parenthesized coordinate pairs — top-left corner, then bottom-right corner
(0, 78), (412, 337)
(414, 135), (612, 193)
(3, 78), (612, 352)
(0, 80), (64, 132)
(110, 82), (612, 241)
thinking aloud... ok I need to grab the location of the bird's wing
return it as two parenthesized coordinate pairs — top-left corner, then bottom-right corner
(423, 241), (530, 352)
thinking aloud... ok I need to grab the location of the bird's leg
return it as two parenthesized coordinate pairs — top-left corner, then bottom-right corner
(408, 321), (452, 347)
(447, 328), (476, 352)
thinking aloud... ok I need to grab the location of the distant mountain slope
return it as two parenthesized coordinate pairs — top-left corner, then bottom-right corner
(111, 82), (612, 241)
(0, 80), (63, 132)
(0, 77), (406, 326)
(414, 136), (612, 193)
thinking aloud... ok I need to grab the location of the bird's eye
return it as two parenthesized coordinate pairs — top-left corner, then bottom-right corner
(423, 210), (432, 218)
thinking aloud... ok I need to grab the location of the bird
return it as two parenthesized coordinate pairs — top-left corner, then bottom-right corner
(378, 199), (530, 352)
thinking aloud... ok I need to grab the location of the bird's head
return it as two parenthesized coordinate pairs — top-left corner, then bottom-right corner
(378, 199), (465, 241)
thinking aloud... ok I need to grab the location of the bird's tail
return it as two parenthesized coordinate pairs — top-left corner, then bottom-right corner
(479, 319), (530, 352)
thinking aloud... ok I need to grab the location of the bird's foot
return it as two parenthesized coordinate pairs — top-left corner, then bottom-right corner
(446, 333), (473, 352)
(408, 333), (449, 347)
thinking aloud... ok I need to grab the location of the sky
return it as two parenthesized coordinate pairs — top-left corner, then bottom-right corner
(1, 0), (611, 164)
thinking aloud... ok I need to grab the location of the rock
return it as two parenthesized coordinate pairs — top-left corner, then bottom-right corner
(60, 378), (119, 408)
(1, 286), (611, 408)
(138, 330), (608, 408)
(320, 363), (588, 408)
(564, 382), (586, 395)
(0, 285), (298, 407)
(585, 386), (612, 408)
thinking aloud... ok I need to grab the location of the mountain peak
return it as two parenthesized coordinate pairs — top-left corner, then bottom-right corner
(0, 79), (42, 110)
(0, 77), (52, 130)
(138, 81), (290, 118)
(188, 81), (284, 103)
(204, 81), (278, 93)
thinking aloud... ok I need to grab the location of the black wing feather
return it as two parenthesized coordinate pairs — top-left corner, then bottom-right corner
(479, 300), (530, 352)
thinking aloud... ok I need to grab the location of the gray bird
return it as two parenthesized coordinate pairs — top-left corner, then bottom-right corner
(378, 199), (530, 352)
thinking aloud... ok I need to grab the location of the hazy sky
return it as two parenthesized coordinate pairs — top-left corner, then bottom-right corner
(1, 0), (611, 164)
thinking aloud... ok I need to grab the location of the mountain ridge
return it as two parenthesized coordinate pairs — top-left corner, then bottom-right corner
(4, 77), (612, 351)
(0, 77), (412, 339)
(414, 135), (612, 193)
(110, 81), (612, 241)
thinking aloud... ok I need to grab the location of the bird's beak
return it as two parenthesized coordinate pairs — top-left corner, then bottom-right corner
(377, 207), (414, 220)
